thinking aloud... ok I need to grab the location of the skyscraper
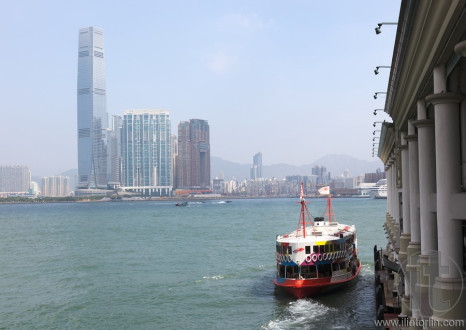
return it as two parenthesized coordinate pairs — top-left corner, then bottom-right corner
(107, 115), (122, 186)
(176, 119), (210, 190)
(251, 152), (263, 179)
(121, 110), (172, 196)
(77, 26), (108, 189)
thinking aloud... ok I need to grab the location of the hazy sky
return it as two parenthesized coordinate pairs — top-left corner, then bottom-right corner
(1, 0), (398, 176)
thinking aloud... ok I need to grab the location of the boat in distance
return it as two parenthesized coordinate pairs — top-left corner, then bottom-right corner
(274, 184), (361, 298)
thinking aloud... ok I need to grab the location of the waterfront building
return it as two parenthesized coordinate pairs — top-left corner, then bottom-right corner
(250, 152), (263, 179)
(212, 178), (224, 195)
(41, 176), (71, 197)
(29, 181), (39, 195)
(121, 110), (172, 196)
(0, 165), (31, 193)
(107, 115), (122, 187)
(176, 119), (210, 190)
(364, 169), (386, 183)
(77, 26), (108, 190)
(375, 1), (466, 325)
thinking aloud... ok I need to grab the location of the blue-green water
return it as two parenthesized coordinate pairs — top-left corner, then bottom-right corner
(0, 198), (387, 329)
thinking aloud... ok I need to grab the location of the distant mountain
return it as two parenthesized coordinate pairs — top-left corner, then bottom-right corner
(211, 155), (383, 180)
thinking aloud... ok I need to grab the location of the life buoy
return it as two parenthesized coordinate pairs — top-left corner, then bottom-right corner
(318, 254), (323, 261)
(331, 252), (335, 260)
(323, 253), (328, 260)
(287, 255), (292, 262)
(311, 254), (318, 263)
(306, 255), (311, 263)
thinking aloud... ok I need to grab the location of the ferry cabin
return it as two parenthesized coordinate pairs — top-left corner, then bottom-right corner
(275, 227), (357, 281)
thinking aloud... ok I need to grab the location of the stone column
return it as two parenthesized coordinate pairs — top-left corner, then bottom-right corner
(426, 63), (465, 323)
(413, 100), (437, 320)
(386, 160), (395, 249)
(405, 120), (421, 321)
(456, 41), (466, 190)
(399, 132), (410, 261)
(391, 154), (401, 253)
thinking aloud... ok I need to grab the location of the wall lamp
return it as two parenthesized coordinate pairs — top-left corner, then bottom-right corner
(373, 130), (381, 135)
(375, 22), (397, 34)
(373, 136), (380, 141)
(374, 92), (387, 99)
(373, 121), (385, 127)
(374, 66), (391, 75)
(373, 109), (384, 115)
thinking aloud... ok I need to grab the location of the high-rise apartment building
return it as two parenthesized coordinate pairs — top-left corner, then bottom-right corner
(77, 26), (108, 189)
(312, 165), (328, 185)
(0, 166), (31, 193)
(251, 152), (263, 179)
(176, 119), (210, 190)
(41, 176), (71, 197)
(121, 110), (172, 196)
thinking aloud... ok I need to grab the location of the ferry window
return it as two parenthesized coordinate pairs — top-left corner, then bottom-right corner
(313, 245), (319, 253)
(279, 265), (285, 278)
(340, 262), (346, 270)
(309, 265), (317, 278)
(288, 246), (292, 254)
(332, 263), (339, 271)
(305, 246), (311, 254)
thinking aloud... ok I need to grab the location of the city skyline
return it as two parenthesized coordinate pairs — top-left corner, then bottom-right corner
(0, 1), (397, 176)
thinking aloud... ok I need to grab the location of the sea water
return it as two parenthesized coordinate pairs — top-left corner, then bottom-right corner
(0, 198), (387, 329)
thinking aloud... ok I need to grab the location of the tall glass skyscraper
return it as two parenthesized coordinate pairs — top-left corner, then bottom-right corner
(77, 26), (108, 189)
(121, 110), (172, 196)
(251, 152), (262, 179)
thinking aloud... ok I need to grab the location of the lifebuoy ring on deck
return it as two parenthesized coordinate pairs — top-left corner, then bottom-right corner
(311, 254), (318, 263)
(318, 254), (323, 261)
(323, 253), (328, 260)
(306, 255), (311, 263)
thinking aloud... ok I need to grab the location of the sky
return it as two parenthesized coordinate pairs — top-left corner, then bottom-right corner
(0, 0), (399, 176)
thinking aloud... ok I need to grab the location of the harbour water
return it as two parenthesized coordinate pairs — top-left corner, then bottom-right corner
(0, 198), (386, 329)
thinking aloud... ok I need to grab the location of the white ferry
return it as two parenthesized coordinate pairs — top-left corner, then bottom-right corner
(274, 184), (361, 298)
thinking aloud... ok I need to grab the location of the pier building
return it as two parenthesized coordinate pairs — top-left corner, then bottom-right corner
(375, 0), (466, 327)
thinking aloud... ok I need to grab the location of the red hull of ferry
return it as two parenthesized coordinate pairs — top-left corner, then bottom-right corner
(274, 262), (361, 299)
